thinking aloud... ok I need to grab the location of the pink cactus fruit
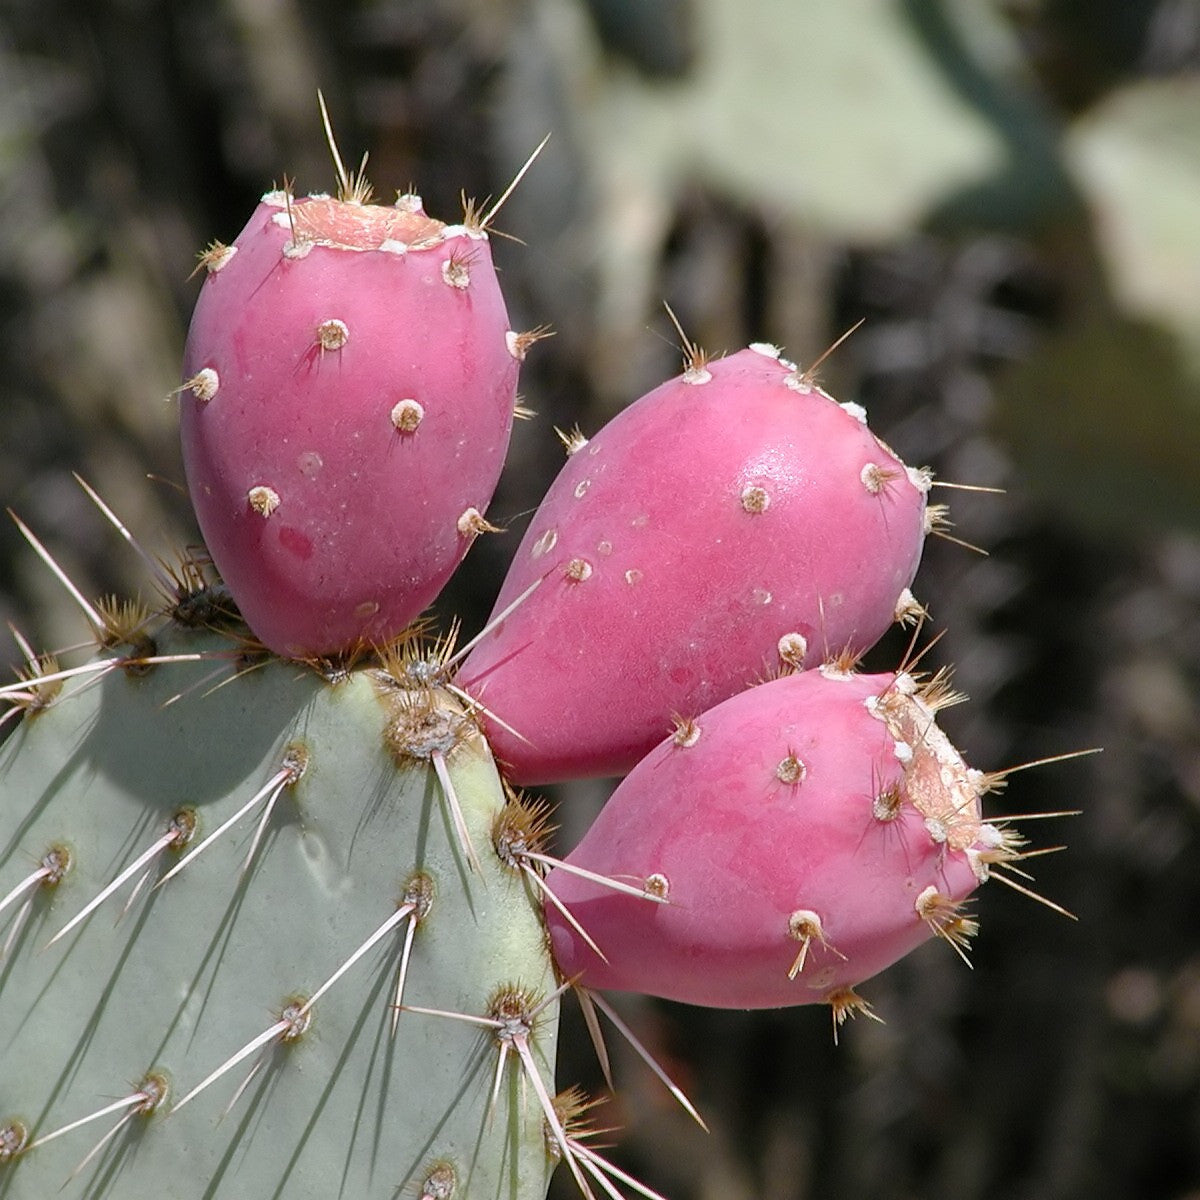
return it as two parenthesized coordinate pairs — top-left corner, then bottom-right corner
(543, 667), (1016, 1014)
(457, 344), (931, 784)
(178, 189), (524, 658)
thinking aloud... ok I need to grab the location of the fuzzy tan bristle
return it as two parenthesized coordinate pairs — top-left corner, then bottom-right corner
(827, 986), (884, 1043)
(493, 790), (557, 870)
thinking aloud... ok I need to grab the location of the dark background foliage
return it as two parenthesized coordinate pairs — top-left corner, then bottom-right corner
(2, 2), (1199, 1197)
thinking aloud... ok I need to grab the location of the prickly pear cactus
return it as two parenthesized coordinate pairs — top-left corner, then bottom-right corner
(0, 104), (1083, 1200)
(0, 616), (558, 1199)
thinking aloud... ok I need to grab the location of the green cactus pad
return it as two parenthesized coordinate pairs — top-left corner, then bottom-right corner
(0, 625), (558, 1200)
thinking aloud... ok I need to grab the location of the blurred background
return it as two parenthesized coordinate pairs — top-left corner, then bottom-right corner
(1, 1), (1199, 1197)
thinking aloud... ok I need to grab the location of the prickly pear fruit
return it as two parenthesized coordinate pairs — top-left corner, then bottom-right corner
(543, 667), (1011, 1012)
(179, 189), (521, 658)
(458, 344), (931, 784)
(0, 621), (558, 1199)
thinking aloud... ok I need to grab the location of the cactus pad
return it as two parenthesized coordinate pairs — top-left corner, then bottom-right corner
(0, 623), (558, 1200)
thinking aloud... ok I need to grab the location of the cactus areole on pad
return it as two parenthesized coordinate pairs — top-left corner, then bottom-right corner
(179, 191), (520, 658)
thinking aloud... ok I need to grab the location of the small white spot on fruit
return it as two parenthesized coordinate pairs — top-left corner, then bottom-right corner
(531, 528), (558, 559)
(788, 909), (823, 940)
(198, 241), (236, 273)
(682, 365), (712, 385)
(457, 508), (498, 537)
(748, 342), (782, 359)
(783, 370), (813, 394)
(672, 716), (701, 747)
(967, 849), (990, 882)
(262, 189), (291, 207)
(574, 479), (590, 499)
(441, 255), (471, 289)
(925, 503), (951, 535)
(316, 319), (349, 351)
(785, 909), (840, 980)
(283, 238), (314, 260)
(977, 823), (1005, 849)
(597, 539), (612, 556)
(753, 588), (772, 605)
(355, 600), (380, 619)
(741, 485), (770, 514)
(391, 398), (424, 432)
(555, 424), (588, 455)
(776, 755), (806, 784)
(624, 568), (642, 585)
(873, 784), (903, 821)
(248, 485), (281, 517)
(908, 465), (933, 493)
(893, 588), (925, 627)
(893, 740), (914, 764)
(506, 326), (554, 361)
(380, 238), (409, 256)
(840, 401), (868, 424)
(644, 873), (670, 900)
(187, 368), (219, 402)
(564, 558), (592, 582)
(778, 632), (808, 667)
(915, 886), (942, 919)
(819, 659), (856, 681)
(395, 191), (424, 212)
(861, 463), (890, 495)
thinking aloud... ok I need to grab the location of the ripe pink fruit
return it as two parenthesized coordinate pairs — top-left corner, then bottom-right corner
(458, 345), (930, 783)
(544, 668), (1006, 1011)
(179, 190), (522, 658)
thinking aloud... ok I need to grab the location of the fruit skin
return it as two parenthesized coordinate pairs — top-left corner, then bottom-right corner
(0, 623), (557, 1200)
(179, 192), (519, 659)
(458, 345), (929, 785)
(543, 668), (988, 1009)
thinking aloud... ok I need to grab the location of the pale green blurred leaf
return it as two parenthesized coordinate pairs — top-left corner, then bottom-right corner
(582, 0), (1054, 240)
(996, 77), (1200, 538)
(1067, 77), (1200, 386)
